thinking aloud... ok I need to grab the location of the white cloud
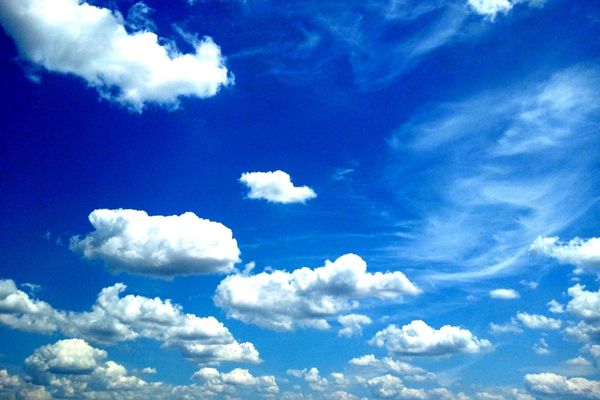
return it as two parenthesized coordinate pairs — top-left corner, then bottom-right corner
(0, 278), (260, 365)
(530, 236), (600, 271)
(489, 289), (519, 300)
(338, 314), (372, 337)
(0, 0), (232, 110)
(369, 320), (492, 356)
(547, 299), (565, 314)
(515, 312), (561, 330)
(468, 0), (546, 19)
(566, 284), (600, 321)
(240, 170), (317, 204)
(70, 209), (240, 278)
(367, 374), (427, 399)
(525, 373), (600, 398)
(532, 338), (549, 355)
(287, 368), (328, 392)
(214, 253), (420, 330)
(468, 0), (512, 18)
(141, 367), (157, 374)
(349, 354), (426, 376)
(25, 339), (106, 375)
(567, 356), (591, 366)
(193, 367), (279, 396)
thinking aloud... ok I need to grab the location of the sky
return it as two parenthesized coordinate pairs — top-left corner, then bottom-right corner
(0, 0), (599, 399)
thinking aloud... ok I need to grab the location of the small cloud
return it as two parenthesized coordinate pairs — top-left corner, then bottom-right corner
(141, 367), (157, 374)
(489, 288), (520, 299)
(547, 299), (564, 314)
(240, 170), (317, 204)
(532, 338), (550, 355)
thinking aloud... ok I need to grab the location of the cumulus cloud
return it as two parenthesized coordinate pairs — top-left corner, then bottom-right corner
(468, 0), (512, 18)
(566, 284), (600, 321)
(193, 367), (279, 396)
(369, 320), (492, 356)
(489, 288), (520, 300)
(530, 236), (600, 272)
(0, 278), (260, 365)
(25, 339), (106, 375)
(70, 209), (240, 278)
(515, 312), (561, 330)
(367, 374), (427, 399)
(338, 314), (372, 337)
(349, 354), (427, 377)
(239, 170), (317, 204)
(287, 368), (329, 392)
(214, 253), (420, 330)
(0, 0), (232, 110)
(468, 0), (545, 19)
(525, 373), (600, 398)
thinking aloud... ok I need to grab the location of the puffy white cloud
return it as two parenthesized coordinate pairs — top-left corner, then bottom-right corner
(530, 236), (600, 271)
(349, 354), (428, 379)
(0, 280), (64, 334)
(0, 0), (231, 110)
(240, 170), (317, 204)
(567, 356), (591, 366)
(367, 374), (427, 399)
(0, 278), (260, 365)
(566, 284), (600, 321)
(288, 368), (329, 392)
(214, 253), (420, 330)
(338, 314), (372, 337)
(193, 367), (279, 396)
(547, 299), (565, 314)
(25, 339), (106, 375)
(515, 312), (561, 330)
(369, 320), (492, 356)
(468, 0), (512, 18)
(525, 373), (600, 398)
(489, 289), (519, 300)
(70, 209), (240, 278)
(468, 0), (545, 19)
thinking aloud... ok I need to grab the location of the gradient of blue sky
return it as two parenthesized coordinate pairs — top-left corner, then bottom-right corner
(0, 0), (599, 399)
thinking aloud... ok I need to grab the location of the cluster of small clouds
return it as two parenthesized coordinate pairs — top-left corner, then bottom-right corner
(1, 338), (276, 399)
(214, 253), (420, 330)
(525, 373), (600, 398)
(0, 0), (232, 111)
(70, 209), (241, 278)
(240, 170), (317, 204)
(0, 278), (259, 365)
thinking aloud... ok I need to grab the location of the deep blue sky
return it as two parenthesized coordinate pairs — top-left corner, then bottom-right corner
(1, 0), (599, 399)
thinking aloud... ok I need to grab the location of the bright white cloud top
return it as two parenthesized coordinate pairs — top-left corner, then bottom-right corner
(489, 288), (520, 299)
(0, 278), (260, 365)
(524, 373), (600, 398)
(214, 253), (420, 330)
(239, 170), (317, 204)
(530, 236), (600, 271)
(0, 0), (232, 110)
(369, 320), (492, 356)
(70, 209), (240, 278)
(515, 312), (561, 330)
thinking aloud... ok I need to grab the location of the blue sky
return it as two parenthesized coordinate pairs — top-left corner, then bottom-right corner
(0, 0), (599, 398)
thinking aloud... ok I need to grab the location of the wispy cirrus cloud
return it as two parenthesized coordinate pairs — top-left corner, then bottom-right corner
(387, 65), (600, 281)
